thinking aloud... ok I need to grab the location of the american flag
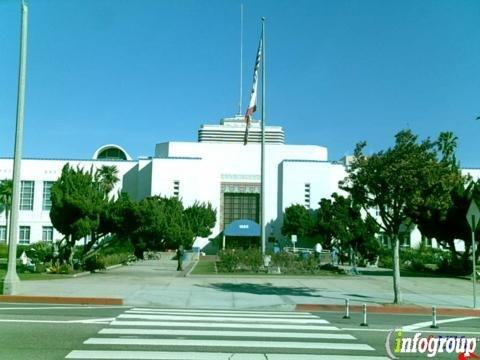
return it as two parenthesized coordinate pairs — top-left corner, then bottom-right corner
(244, 32), (263, 145)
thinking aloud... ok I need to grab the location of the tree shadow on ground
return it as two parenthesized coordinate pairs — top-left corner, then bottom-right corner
(197, 282), (322, 297)
(196, 282), (391, 305)
(359, 269), (458, 278)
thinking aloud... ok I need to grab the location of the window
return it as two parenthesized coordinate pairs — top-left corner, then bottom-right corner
(422, 235), (432, 247)
(42, 226), (53, 242)
(42, 181), (54, 211)
(0, 226), (6, 243)
(173, 180), (180, 197)
(378, 232), (390, 248)
(19, 226), (30, 244)
(20, 181), (34, 210)
(304, 183), (311, 209)
(223, 192), (260, 228)
(399, 232), (411, 248)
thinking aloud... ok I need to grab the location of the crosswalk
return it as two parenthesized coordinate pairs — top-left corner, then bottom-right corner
(65, 308), (389, 360)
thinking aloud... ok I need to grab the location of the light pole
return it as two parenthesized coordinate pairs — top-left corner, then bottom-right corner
(4, 0), (29, 295)
(466, 200), (479, 308)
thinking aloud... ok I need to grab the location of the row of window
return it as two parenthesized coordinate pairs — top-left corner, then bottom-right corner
(304, 183), (311, 208)
(0, 225), (53, 244)
(9, 181), (53, 211)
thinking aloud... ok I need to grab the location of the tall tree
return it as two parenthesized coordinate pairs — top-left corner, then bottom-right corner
(341, 130), (456, 304)
(316, 193), (379, 260)
(0, 179), (13, 245)
(95, 165), (119, 198)
(281, 204), (315, 239)
(406, 132), (472, 273)
(184, 201), (216, 239)
(130, 196), (194, 257)
(50, 164), (105, 265)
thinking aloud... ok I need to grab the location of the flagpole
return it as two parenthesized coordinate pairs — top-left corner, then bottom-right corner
(4, 0), (28, 295)
(260, 17), (266, 256)
(238, 4), (244, 115)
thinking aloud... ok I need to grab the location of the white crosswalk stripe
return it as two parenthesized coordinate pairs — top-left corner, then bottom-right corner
(65, 308), (389, 359)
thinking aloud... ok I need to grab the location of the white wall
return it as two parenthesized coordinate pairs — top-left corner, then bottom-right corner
(0, 158), (137, 244)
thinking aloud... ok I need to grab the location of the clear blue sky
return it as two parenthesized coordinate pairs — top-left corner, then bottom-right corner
(1, 0), (480, 166)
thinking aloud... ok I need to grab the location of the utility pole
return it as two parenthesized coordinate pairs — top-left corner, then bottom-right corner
(260, 17), (266, 256)
(4, 0), (29, 295)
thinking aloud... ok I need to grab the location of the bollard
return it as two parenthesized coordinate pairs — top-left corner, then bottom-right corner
(342, 298), (351, 319)
(360, 303), (368, 326)
(430, 305), (439, 329)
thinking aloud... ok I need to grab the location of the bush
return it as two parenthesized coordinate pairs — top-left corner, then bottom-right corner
(0, 244), (7, 258)
(16, 245), (30, 258)
(47, 263), (72, 274)
(101, 253), (132, 267)
(26, 242), (53, 264)
(83, 255), (106, 273)
(217, 248), (264, 273)
(239, 248), (263, 273)
(217, 249), (240, 272)
(271, 252), (298, 272)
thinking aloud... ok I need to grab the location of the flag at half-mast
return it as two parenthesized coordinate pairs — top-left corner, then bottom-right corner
(244, 32), (263, 145)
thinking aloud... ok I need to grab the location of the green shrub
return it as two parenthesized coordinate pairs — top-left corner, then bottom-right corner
(83, 255), (106, 273)
(16, 245), (30, 258)
(237, 248), (263, 272)
(217, 249), (240, 272)
(26, 242), (53, 264)
(0, 244), (8, 258)
(271, 252), (298, 272)
(101, 253), (131, 267)
(47, 263), (72, 274)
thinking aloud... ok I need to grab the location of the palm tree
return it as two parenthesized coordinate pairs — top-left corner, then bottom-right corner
(95, 165), (119, 198)
(0, 179), (13, 244)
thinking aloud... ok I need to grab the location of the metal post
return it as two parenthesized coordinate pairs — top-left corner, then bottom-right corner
(430, 305), (438, 328)
(4, 0), (28, 295)
(238, 3), (243, 115)
(260, 17), (266, 256)
(342, 298), (350, 319)
(360, 303), (368, 326)
(472, 219), (477, 309)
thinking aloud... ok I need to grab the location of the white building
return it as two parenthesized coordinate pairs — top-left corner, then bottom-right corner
(0, 116), (478, 251)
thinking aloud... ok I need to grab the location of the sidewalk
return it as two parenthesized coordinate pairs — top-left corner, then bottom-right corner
(5, 258), (480, 313)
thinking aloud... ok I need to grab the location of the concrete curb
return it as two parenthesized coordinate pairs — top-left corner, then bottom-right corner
(72, 263), (124, 278)
(0, 295), (123, 305)
(184, 259), (199, 277)
(296, 303), (480, 316)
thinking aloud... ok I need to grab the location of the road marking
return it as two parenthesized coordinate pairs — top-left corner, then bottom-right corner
(71, 318), (116, 324)
(110, 320), (340, 331)
(118, 313), (329, 324)
(341, 327), (480, 335)
(131, 307), (313, 316)
(127, 309), (317, 318)
(99, 328), (355, 339)
(0, 318), (114, 325)
(0, 306), (127, 310)
(84, 337), (375, 351)
(66, 350), (390, 360)
(402, 316), (477, 331)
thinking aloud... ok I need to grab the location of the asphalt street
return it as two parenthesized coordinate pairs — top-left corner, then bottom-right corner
(0, 304), (478, 360)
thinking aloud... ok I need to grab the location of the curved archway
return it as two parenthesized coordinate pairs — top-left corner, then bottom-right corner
(92, 144), (132, 161)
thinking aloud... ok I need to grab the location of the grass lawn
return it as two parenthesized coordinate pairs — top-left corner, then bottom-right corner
(190, 260), (217, 275)
(190, 257), (345, 276)
(0, 265), (76, 295)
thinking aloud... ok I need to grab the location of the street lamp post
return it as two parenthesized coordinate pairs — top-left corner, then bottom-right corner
(466, 200), (479, 308)
(4, 0), (29, 295)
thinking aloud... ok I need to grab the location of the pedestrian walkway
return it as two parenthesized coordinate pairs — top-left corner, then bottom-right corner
(65, 307), (389, 359)
(13, 258), (478, 309)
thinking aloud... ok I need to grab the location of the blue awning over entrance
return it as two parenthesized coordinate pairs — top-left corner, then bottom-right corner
(224, 219), (260, 237)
